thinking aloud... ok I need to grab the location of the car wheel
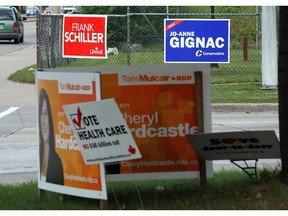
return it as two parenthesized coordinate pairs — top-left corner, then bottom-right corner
(14, 36), (20, 44)
(20, 33), (24, 43)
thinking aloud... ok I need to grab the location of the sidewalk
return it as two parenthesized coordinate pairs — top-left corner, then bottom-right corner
(0, 45), (37, 185)
(0, 45), (36, 107)
(0, 172), (37, 185)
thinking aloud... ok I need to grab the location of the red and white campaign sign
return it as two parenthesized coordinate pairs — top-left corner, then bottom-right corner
(63, 98), (142, 165)
(62, 15), (107, 59)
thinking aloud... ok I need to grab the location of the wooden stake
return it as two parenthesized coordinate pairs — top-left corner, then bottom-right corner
(195, 71), (204, 134)
(38, 189), (45, 199)
(100, 200), (108, 209)
(195, 71), (207, 186)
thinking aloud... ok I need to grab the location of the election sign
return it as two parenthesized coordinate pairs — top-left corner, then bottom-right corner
(99, 64), (212, 181)
(187, 130), (280, 161)
(164, 19), (230, 63)
(63, 15), (107, 59)
(36, 71), (107, 200)
(63, 98), (142, 164)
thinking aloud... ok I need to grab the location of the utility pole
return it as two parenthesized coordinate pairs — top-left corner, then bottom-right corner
(261, 6), (277, 89)
(278, 6), (288, 180)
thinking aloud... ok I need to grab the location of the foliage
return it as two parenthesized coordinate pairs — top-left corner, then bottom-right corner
(216, 6), (261, 49)
(80, 6), (261, 50)
(81, 6), (126, 15)
(81, 6), (167, 47)
(81, 6), (127, 44)
(180, 6), (212, 13)
(230, 16), (260, 49)
(216, 6), (260, 13)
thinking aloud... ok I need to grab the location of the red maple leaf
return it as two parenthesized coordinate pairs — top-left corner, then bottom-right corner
(128, 145), (136, 154)
(83, 144), (89, 149)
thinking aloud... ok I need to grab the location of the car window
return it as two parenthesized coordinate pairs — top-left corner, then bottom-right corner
(0, 10), (13, 21)
(12, 8), (20, 20)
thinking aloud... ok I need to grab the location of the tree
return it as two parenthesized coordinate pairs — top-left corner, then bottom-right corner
(278, 6), (288, 179)
(81, 6), (166, 47)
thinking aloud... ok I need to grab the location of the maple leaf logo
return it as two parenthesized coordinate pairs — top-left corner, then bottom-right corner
(82, 144), (89, 149)
(128, 145), (136, 154)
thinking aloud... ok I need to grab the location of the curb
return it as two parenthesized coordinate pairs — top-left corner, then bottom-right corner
(0, 172), (37, 185)
(212, 103), (278, 113)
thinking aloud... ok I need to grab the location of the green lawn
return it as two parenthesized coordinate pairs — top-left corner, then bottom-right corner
(9, 48), (277, 104)
(0, 169), (287, 210)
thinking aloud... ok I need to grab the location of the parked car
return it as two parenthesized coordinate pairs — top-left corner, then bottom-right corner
(67, 10), (80, 14)
(0, 6), (26, 44)
(26, 6), (39, 16)
(62, 6), (76, 14)
(45, 6), (52, 14)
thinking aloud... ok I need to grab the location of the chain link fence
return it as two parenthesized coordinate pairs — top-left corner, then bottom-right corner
(37, 6), (262, 83)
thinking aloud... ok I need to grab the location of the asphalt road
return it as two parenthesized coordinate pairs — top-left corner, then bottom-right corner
(213, 111), (279, 136)
(0, 21), (281, 184)
(0, 21), (38, 183)
(0, 21), (36, 54)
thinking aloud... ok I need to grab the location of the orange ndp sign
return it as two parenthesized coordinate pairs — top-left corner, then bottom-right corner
(36, 71), (107, 199)
(62, 15), (107, 59)
(100, 65), (212, 180)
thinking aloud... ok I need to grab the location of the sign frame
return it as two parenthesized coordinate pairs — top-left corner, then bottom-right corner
(40, 64), (213, 182)
(187, 130), (280, 161)
(164, 18), (230, 63)
(98, 64), (213, 181)
(62, 14), (108, 59)
(63, 98), (142, 165)
(36, 71), (107, 200)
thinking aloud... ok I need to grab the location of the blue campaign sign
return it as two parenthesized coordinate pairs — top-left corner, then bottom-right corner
(164, 19), (230, 63)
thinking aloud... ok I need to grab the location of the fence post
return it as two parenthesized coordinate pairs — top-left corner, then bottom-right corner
(127, 6), (131, 66)
(36, 13), (42, 70)
(243, 37), (248, 61)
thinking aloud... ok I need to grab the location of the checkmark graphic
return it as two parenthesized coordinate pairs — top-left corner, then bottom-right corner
(72, 107), (82, 128)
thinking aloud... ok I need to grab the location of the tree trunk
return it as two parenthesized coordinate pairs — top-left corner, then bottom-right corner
(278, 6), (288, 179)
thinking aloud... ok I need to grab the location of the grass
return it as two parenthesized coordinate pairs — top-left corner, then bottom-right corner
(8, 65), (37, 84)
(211, 49), (262, 84)
(212, 83), (278, 103)
(8, 48), (278, 103)
(1, 168), (287, 210)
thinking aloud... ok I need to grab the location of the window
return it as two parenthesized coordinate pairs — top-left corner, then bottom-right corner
(0, 10), (13, 21)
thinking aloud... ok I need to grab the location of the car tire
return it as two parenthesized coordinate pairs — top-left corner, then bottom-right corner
(14, 38), (19, 44)
(14, 36), (20, 44)
(20, 33), (24, 43)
